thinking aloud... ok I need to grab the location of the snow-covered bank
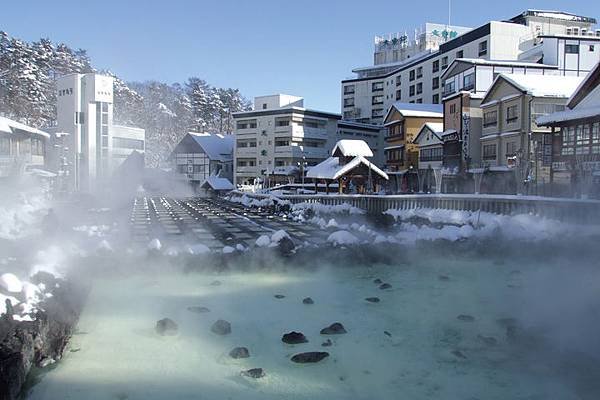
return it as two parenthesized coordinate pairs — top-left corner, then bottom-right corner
(0, 181), (49, 240)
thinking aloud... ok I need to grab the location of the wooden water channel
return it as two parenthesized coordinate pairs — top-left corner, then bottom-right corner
(129, 196), (328, 246)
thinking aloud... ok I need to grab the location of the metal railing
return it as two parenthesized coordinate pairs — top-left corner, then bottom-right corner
(231, 191), (600, 224)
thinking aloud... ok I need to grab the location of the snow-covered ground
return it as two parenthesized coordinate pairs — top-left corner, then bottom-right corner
(25, 252), (600, 400)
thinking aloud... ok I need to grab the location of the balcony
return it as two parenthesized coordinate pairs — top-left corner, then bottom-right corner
(236, 147), (258, 157)
(292, 126), (329, 140)
(274, 145), (329, 159)
(236, 166), (257, 174)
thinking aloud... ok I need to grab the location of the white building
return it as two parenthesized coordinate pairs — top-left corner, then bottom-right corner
(342, 10), (599, 125)
(54, 73), (145, 192)
(0, 116), (49, 177)
(233, 94), (383, 186)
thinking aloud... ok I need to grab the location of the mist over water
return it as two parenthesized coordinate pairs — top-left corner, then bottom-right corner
(3, 177), (600, 400)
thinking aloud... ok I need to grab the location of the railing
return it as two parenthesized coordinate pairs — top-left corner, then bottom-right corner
(231, 191), (600, 224)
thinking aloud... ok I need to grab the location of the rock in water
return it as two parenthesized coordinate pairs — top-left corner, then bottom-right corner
(302, 297), (314, 304)
(282, 331), (308, 344)
(451, 349), (467, 359)
(155, 318), (178, 336)
(457, 314), (475, 322)
(274, 294), (285, 299)
(438, 275), (450, 281)
(277, 236), (296, 256)
(187, 306), (210, 313)
(229, 347), (250, 359)
(379, 283), (392, 290)
(210, 280), (222, 286)
(242, 368), (265, 378)
(477, 335), (498, 346)
(291, 352), (329, 363)
(320, 322), (347, 335)
(321, 339), (332, 347)
(373, 278), (382, 284)
(211, 319), (231, 335)
(384, 331), (392, 337)
(365, 297), (380, 303)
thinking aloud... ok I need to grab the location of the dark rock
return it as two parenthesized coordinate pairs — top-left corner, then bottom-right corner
(506, 325), (518, 342)
(451, 349), (467, 359)
(277, 236), (296, 256)
(477, 335), (498, 346)
(320, 322), (347, 335)
(321, 339), (332, 347)
(210, 280), (222, 286)
(302, 297), (314, 305)
(211, 319), (231, 335)
(384, 331), (392, 337)
(229, 347), (250, 359)
(291, 351), (329, 363)
(274, 294), (285, 299)
(373, 278), (383, 284)
(379, 283), (392, 290)
(496, 317), (517, 328)
(438, 275), (450, 281)
(187, 306), (210, 313)
(457, 314), (475, 322)
(282, 331), (308, 344)
(155, 318), (178, 336)
(241, 368), (265, 378)
(365, 297), (380, 303)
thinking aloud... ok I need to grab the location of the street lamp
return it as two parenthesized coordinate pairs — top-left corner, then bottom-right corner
(297, 155), (307, 188)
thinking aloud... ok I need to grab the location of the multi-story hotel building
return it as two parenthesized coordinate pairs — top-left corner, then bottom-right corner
(341, 10), (599, 125)
(233, 95), (383, 186)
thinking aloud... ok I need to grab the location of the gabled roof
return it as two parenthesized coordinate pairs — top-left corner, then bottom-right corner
(332, 139), (373, 157)
(480, 73), (584, 104)
(306, 156), (388, 181)
(413, 122), (444, 145)
(440, 58), (558, 81)
(0, 116), (50, 138)
(568, 62), (600, 109)
(383, 102), (443, 124)
(200, 175), (234, 191)
(171, 132), (233, 161)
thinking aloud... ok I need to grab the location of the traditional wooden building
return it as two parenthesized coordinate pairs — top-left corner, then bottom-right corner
(0, 116), (49, 177)
(413, 122), (444, 192)
(537, 61), (600, 197)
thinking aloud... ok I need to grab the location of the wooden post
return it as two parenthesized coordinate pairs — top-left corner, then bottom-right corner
(339, 178), (343, 194)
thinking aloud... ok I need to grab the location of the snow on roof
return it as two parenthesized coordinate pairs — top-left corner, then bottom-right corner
(499, 74), (584, 98)
(188, 132), (234, 162)
(388, 102), (443, 118)
(413, 122), (444, 144)
(441, 129), (457, 136)
(306, 156), (388, 181)
(200, 175), (234, 191)
(536, 105), (600, 125)
(332, 140), (373, 157)
(0, 116), (50, 138)
(453, 58), (558, 68)
(568, 61), (600, 109)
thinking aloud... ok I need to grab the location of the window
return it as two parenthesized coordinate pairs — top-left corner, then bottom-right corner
(372, 108), (384, 118)
(0, 137), (9, 155)
(449, 104), (456, 114)
(483, 144), (497, 160)
(483, 110), (498, 127)
(236, 120), (257, 129)
(275, 140), (290, 147)
(113, 137), (144, 150)
(102, 102), (108, 112)
(372, 95), (384, 105)
(416, 67), (423, 78)
(395, 75), (401, 86)
(372, 82), (384, 92)
(432, 60), (440, 73)
(343, 98), (355, 107)
(432, 77), (439, 89)
(409, 70), (415, 81)
(576, 124), (590, 146)
(416, 98), (423, 104)
(31, 138), (44, 156)
(416, 82), (422, 94)
(420, 147), (443, 161)
(590, 45), (595, 52)
(478, 40), (488, 56)
(506, 141), (517, 157)
(343, 85), (355, 94)
(443, 80), (455, 95)
(565, 44), (579, 54)
(532, 103), (565, 121)
(275, 119), (289, 127)
(441, 56), (448, 69)
(506, 105), (518, 122)
(463, 73), (475, 90)
(592, 122), (600, 144)
(387, 121), (404, 138)
(456, 50), (464, 58)
(432, 94), (439, 104)
(396, 90), (401, 100)
(262, 104), (267, 109)
(409, 85), (415, 96)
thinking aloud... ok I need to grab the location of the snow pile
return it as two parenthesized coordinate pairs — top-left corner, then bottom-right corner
(255, 235), (271, 247)
(270, 229), (290, 243)
(29, 244), (81, 278)
(72, 224), (111, 237)
(328, 230), (359, 246)
(385, 208), (600, 242)
(1, 273), (23, 293)
(187, 244), (211, 255)
(292, 201), (365, 216)
(226, 193), (289, 208)
(255, 230), (292, 248)
(147, 238), (162, 251)
(222, 246), (235, 254)
(0, 272), (51, 322)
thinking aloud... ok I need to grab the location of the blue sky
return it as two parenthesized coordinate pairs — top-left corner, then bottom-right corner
(2, 0), (600, 112)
